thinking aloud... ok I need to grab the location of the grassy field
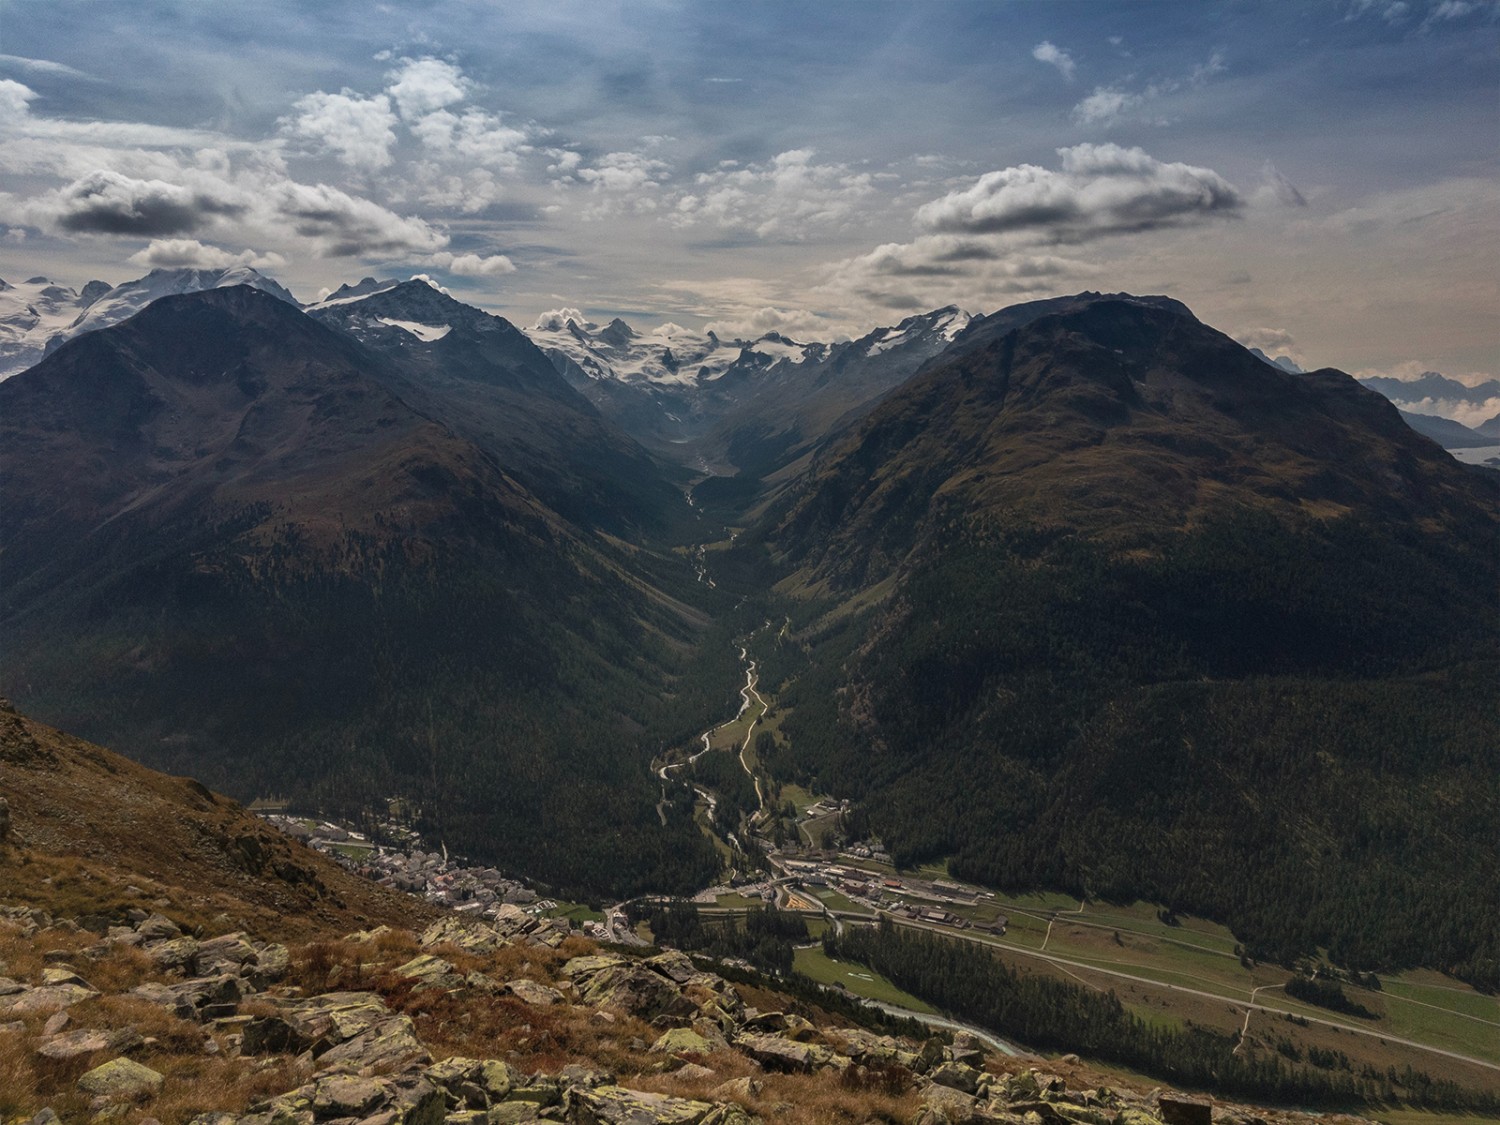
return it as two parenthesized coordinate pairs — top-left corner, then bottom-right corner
(714, 892), (769, 909)
(793, 945), (937, 1013)
(546, 901), (604, 924)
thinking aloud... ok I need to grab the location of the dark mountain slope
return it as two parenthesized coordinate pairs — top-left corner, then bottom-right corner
(753, 298), (1500, 983)
(0, 286), (720, 900)
(0, 698), (435, 938)
(308, 281), (688, 537)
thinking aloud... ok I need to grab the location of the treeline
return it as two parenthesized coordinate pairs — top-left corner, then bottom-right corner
(631, 902), (809, 975)
(827, 921), (1500, 1112)
(771, 511), (1500, 988)
(1284, 976), (1378, 1020)
(9, 512), (749, 904)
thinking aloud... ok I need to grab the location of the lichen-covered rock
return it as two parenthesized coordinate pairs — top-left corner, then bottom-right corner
(651, 1028), (713, 1056)
(396, 954), (468, 992)
(427, 1056), (520, 1107)
(422, 917), (506, 955)
(733, 1034), (814, 1074)
(710, 1078), (760, 1103)
(77, 1057), (164, 1099)
(316, 1013), (429, 1072)
(931, 1062), (983, 1096)
(147, 936), (200, 974)
(313, 1074), (390, 1117)
(569, 1086), (714, 1125)
(506, 979), (564, 1006)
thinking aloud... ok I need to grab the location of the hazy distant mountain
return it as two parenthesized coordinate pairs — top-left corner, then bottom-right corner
(0, 284), (719, 899)
(1398, 409), (1494, 449)
(0, 266), (300, 380)
(751, 295), (1498, 982)
(1248, 346), (1305, 373)
(1358, 369), (1500, 406)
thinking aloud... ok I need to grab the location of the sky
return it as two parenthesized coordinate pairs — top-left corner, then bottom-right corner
(1, 0), (1496, 400)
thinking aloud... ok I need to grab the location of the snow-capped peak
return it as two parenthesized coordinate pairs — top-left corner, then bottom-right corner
(0, 265), (303, 380)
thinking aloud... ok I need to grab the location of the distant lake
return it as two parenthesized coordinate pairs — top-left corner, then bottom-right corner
(1449, 444), (1500, 466)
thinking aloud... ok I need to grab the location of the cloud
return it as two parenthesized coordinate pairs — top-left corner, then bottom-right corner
(1070, 50), (1225, 127)
(1071, 87), (1146, 127)
(669, 148), (875, 239)
(704, 304), (834, 340)
(386, 57), (470, 120)
(533, 307), (591, 330)
(914, 143), (1242, 241)
(37, 170), (248, 236)
(1382, 394), (1500, 428)
(408, 107), (529, 170)
(0, 54), (92, 81)
(1234, 326), (1298, 354)
(427, 250), (516, 276)
(0, 78), (39, 119)
(1253, 162), (1307, 208)
(127, 238), (287, 271)
(1032, 41), (1077, 81)
(285, 90), (399, 169)
(578, 151), (670, 193)
(270, 180), (447, 256)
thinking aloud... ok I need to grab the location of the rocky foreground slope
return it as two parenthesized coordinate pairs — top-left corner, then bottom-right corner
(1, 703), (1380, 1125)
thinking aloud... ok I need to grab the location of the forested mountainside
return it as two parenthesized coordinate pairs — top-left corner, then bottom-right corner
(744, 298), (1499, 985)
(0, 285), (728, 901)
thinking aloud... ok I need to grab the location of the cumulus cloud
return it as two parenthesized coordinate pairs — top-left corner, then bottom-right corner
(670, 148), (874, 239)
(914, 143), (1241, 241)
(36, 169), (247, 236)
(704, 304), (835, 340)
(270, 180), (446, 256)
(285, 90), (399, 169)
(408, 107), (529, 169)
(1032, 41), (1077, 81)
(386, 57), (470, 120)
(0, 78), (38, 118)
(1071, 87), (1146, 127)
(128, 238), (287, 270)
(427, 250), (516, 276)
(578, 151), (670, 193)
(533, 307), (591, 331)
(1234, 326), (1299, 354)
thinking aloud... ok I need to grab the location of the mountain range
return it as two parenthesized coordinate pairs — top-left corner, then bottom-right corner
(0, 274), (1495, 991)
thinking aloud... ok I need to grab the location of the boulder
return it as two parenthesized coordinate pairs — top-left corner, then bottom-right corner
(569, 1086), (714, 1125)
(506, 979), (564, 1007)
(198, 933), (258, 977)
(36, 1028), (113, 1059)
(931, 1062), (983, 1096)
(136, 914), (182, 942)
(733, 1033), (814, 1074)
(422, 917), (506, 955)
(316, 1013), (429, 1072)
(148, 937), (200, 974)
(709, 1078), (760, 1103)
(313, 1074), (390, 1118)
(651, 1028), (714, 1057)
(0, 982), (97, 1014)
(1158, 1098), (1212, 1125)
(922, 1084), (978, 1123)
(395, 954), (467, 992)
(77, 1057), (164, 1099)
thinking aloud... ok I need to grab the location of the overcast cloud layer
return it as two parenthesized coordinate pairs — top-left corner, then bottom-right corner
(1, 0), (1496, 381)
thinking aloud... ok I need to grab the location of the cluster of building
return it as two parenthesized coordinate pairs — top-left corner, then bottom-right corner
(260, 813), (545, 918)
